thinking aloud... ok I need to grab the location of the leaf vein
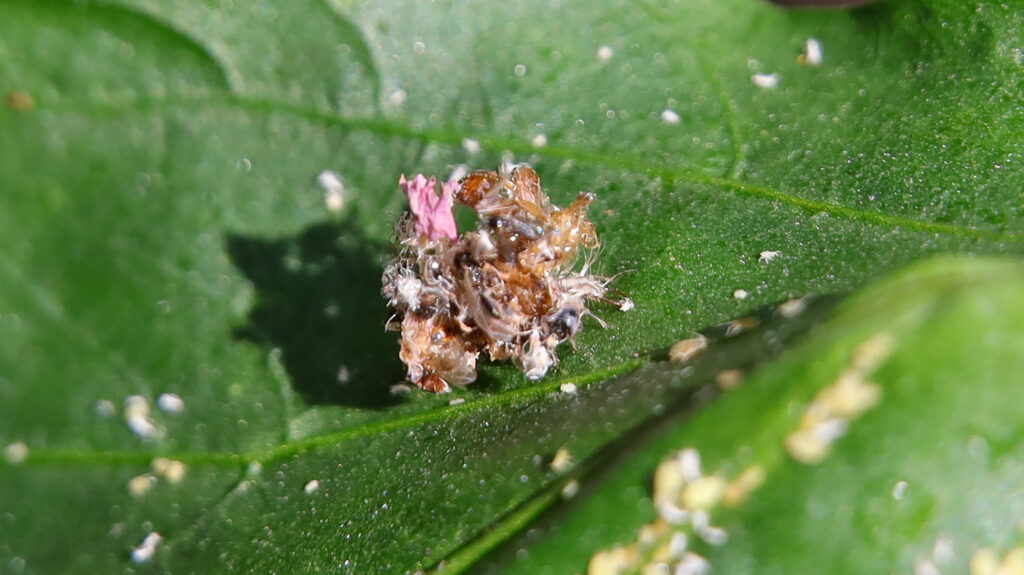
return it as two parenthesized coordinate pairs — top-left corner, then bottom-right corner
(3, 358), (645, 469)
(34, 92), (1022, 244)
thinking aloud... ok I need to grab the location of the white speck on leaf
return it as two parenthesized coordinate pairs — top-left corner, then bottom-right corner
(390, 383), (413, 396)
(4, 441), (28, 464)
(698, 525), (729, 547)
(758, 250), (781, 263)
(733, 289), (749, 300)
(892, 480), (909, 500)
(124, 395), (149, 419)
(560, 382), (578, 395)
(94, 399), (116, 418)
(127, 415), (164, 441)
(669, 335), (708, 364)
(661, 109), (681, 125)
(933, 535), (954, 565)
(449, 164), (469, 183)
(151, 458), (186, 483)
(550, 447), (573, 474)
(680, 476), (726, 510)
(131, 532), (163, 564)
(675, 551), (711, 575)
(561, 479), (580, 499)
(387, 88), (407, 107)
(778, 297), (808, 318)
(715, 369), (743, 391)
(531, 134), (548, 148)
(156, 393), (185, 414)
(317, 170), (346, 213)
(304, 479), (320, 495)
(128, 474), (156, 498)
(461, 138), (481, 154)
(751, 73), (779, 89)
(597, 45), (614, 61)
(804, 38), (823, 66)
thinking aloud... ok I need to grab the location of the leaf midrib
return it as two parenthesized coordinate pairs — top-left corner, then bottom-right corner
(2, 358), (644, 469)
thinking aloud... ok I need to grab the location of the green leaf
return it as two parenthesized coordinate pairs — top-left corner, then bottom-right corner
(492, 256), (1024, 574)
(0, 0), (1021, 573)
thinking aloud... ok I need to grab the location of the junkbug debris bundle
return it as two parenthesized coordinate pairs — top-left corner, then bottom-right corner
(382, 163), (631, 392)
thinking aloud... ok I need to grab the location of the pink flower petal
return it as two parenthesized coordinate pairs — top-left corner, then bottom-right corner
(399, 174), (458, 241)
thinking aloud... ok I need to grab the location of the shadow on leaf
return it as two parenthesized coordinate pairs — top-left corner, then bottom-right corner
(227, 215), (404, 408)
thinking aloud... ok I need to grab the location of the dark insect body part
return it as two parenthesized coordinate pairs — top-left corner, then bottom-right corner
(382, 164), (632, 392)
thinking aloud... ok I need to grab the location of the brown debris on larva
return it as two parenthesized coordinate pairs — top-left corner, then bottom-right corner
(382, 163), (630, 392)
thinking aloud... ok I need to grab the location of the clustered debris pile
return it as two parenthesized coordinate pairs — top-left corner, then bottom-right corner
(382, 163), (630, 392)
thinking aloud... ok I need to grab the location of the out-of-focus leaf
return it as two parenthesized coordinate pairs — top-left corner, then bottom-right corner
(490, 257), (1024, 574)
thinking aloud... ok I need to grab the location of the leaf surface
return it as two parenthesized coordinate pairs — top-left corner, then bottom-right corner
(0, 0), (1021, 573)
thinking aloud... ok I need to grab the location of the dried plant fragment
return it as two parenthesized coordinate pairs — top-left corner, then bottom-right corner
(383, 163), (629, 392)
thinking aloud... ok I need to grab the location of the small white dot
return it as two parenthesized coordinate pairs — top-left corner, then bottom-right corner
(304, 479), (320, 495)
(94, 399), (116, 418)
(449, 164), (469, 183)
(892, 480), (909, 500)
(752, 73), (779, 89)
(733, 289), (750, 300)
(679, 448), (703, 482)
(127, 415), (164, 440)
(660, 109), (681, 125)
(778, 297), (808, 318)
(131, 532), (163, 564)
(676, 552), (711, 575)
(561, 479), (580, 499)
(514, 64), (527, 76)
(152, 457), (187, 483)
(596, 45), (614, 61)
(317, 170), (346, 213)
(559, 382), (578, 395)
(698, 525), (729, 547)
(124, 395), (150, 419)
(804, 38), (823, 66)
(448, 397), (466, 406)
(156, 393), (185, 414)
(128, 474), (156, 498)
(461, 138), (481, 155)
(531, 134), (548, 148)
(550, 447), (573, 473)
(390, 383), (413, 396)
(387, 88), (407, 107)
(758, 250), (781, 263)
(412, 41), (426, 54)
(4, 442), (29, 465)
(933, 535), (955, 565)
